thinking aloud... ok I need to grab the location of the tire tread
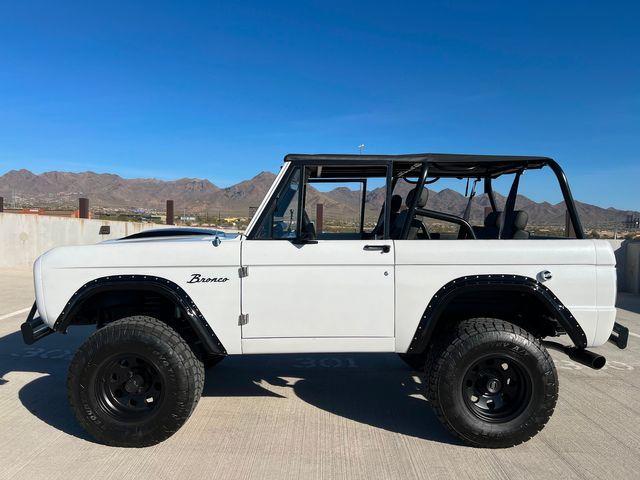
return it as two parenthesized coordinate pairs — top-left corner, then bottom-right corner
(67, 315), (205, 447)
(426, 317), (558, 448)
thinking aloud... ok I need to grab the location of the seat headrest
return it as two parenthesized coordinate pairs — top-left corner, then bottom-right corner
(390, 194), (402, 213)
(485, 211), (501, 227)
(406, 188), (429, 208)
(512, 210), (528, 230)
(494, 210), (529, 232)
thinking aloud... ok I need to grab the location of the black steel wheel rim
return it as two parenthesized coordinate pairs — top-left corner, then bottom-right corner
(462, 354), (532, 423)
(95, 354), (164, 421)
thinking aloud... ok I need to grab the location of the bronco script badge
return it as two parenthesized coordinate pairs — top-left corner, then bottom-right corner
(187, 273), (229, 284)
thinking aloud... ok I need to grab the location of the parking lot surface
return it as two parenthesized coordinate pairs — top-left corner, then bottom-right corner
(1, 267), (639, 480)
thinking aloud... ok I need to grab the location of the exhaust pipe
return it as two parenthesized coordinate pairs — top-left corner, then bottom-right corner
(542, 341), (606, 370)
(566, 347), (606, 370)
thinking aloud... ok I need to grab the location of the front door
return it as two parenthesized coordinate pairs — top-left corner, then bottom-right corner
(241, 239), (394, 339)
(240, 162), (395, 352)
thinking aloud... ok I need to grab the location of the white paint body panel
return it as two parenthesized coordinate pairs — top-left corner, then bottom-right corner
(36, 236), (243, 354)
(394, 240), (615, 351)
(33, 223), (617, 354)
(593, 241), (618, 346)
(241, 240), (394, 344)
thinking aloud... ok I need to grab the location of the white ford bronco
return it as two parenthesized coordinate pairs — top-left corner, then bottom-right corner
(21, 153), (629, 448)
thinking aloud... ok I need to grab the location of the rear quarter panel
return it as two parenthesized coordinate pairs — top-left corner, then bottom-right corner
(594, 240), (617, 346)
(394, 239), (610, 352)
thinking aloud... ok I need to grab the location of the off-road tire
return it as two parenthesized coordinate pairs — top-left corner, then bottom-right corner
(427, 318), (558, 448)
(68, 315), (205, 447)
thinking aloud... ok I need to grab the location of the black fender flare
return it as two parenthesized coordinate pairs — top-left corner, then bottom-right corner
(53, 275), (226, 355)
(406, 274), (587, 354)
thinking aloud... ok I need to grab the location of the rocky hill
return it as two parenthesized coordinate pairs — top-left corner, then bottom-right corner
(0, 169), (637, 227)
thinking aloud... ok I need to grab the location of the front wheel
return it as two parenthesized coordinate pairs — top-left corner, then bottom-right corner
(67, 315), (204, 447)
(427, 318), (558, 448)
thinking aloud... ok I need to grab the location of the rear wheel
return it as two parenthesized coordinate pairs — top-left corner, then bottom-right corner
(68, 315), (204, 447)
(427, 318), (558, 448)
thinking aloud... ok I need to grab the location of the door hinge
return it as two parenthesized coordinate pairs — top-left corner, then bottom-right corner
(238, 266), (249, 278)
(238, 313), (249, 326)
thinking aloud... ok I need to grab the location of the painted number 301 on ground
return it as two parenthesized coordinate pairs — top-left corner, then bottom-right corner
(11, 347), (74, 361)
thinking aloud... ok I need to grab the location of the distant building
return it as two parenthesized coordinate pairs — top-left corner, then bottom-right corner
(625, 214), (640, 229)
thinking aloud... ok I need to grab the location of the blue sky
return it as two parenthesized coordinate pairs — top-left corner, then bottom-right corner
(0, 1), (638, 209)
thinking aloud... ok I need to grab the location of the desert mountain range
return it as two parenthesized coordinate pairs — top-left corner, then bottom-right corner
(0, 169), (637, 227)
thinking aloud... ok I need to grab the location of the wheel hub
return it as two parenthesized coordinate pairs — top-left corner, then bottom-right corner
(486, 377), (502, 394)
(124, 374), (145, 393)
(95, 354), (164, 420)
(462, 355), (532, 423)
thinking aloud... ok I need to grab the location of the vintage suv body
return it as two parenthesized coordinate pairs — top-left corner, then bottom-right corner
(21, 153), (629, 448)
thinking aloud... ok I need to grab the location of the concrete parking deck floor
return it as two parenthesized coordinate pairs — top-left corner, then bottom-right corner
(1, 268), (639, 480)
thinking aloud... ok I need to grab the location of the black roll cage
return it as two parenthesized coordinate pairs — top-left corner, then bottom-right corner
(247, 153), (585, 240)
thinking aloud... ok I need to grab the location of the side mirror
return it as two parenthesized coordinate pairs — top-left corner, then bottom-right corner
(291, 230), (318, 245)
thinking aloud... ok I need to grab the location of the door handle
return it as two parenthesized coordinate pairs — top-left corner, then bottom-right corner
(364, 244), (390, 253)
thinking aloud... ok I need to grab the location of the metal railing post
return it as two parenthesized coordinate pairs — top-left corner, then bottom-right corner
(166, 200), (174, 225)
(79, 198), (89, 219)
(316, 203), (324, 234)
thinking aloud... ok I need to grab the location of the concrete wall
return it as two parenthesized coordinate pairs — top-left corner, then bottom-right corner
(0, 213), (169, 268)
(608, 240), (626, 291)
(625, 242), (640, 294)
